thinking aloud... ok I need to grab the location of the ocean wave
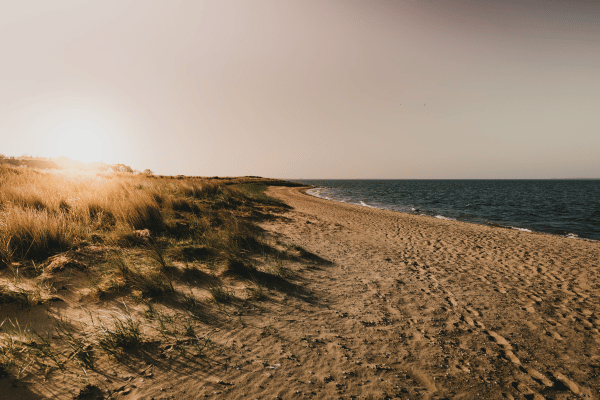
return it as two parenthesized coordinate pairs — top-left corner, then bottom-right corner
(512, 227), (532, 232)
(306, 188), (331, 201)
(300, 180), (600, 241)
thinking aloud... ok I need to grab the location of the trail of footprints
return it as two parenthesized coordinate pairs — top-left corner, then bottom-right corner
(378, 270), (594, 397)
(272, 187), (600, 398)
(442, 245), (600, 342)
(400, 256), (594, 399)
(444, 287), (588, 399)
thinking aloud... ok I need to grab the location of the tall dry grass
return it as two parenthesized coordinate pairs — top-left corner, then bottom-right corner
(0, 165), (239, 267)
(0, 165), (299, 385)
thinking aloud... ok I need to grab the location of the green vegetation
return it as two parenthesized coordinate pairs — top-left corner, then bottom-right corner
(233, 182), (287, 207)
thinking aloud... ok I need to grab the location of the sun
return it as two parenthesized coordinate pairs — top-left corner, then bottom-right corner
(51, 120), (109, 163)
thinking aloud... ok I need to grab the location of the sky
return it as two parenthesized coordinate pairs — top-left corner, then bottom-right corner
(1, 0), (599, 179)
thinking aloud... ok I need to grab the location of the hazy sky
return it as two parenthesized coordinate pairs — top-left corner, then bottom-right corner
(1, 0), (599, 178)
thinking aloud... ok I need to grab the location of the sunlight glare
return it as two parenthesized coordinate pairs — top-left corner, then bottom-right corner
(51, 120), (109, 163)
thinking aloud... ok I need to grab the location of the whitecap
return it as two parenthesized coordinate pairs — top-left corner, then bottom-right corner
(435, 215), (455, 221)
(512, 227), (532, 232)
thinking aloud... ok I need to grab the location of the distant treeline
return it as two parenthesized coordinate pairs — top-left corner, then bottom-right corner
(0, 155), (305, 187)
(0, 154), (133, 173)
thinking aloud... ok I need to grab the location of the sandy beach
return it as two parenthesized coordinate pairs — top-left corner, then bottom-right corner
(3, 184), (599, 400)
(254, 185), (600, 399)
(4, 0), (599, 398)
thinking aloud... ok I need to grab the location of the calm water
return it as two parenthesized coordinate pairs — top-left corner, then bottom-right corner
(295, 180), (600, 241)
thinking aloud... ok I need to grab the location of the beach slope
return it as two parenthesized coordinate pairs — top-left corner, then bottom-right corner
(261, 185), (600, 399)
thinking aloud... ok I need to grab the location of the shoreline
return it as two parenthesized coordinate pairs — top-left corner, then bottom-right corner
(300, 184), (599, 243)
(261, 185), (600, 399)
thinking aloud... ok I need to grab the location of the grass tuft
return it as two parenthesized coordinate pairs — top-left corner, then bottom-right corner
(0, 208), (84, 261)
(130, 270), (174, 299)
(208, 283), (233, 303)
(95, 306), (143, 356)
(181, 290), (203, 319)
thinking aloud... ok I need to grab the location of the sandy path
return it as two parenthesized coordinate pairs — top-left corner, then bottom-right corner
(258, 185), (600, 399)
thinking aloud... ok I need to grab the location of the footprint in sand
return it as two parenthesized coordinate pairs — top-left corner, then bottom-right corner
(461, 314), (475, 327)
(522, 305), (536, 313)
(536, 266), (547, 274)
(513, 382), (544, 399)
(521, 366), (553, 387)
(446, 296), (458, 307)
(487, 331), (512, 349)
(574, 290), (590, 300)
(465, 306), (480, 317)
(548, 331), (562, 341)
(503, 349), (521, 365)
(551, 371), (581, 395)
(528, 294), (542, 303)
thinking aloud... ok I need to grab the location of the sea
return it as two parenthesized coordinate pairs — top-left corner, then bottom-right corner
(294, 180), (600, 242)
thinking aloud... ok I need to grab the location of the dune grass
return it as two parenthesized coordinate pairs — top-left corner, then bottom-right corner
(0, 164), (301, 385)
(0, 166), (275, 268)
